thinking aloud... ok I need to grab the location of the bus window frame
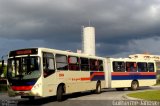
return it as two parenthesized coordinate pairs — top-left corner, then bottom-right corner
(89, 59), (99, 71)
(148, 62), (155, 72)
(126, 62), (137, 72)
(80, 57), (89, 71)
(55, 54), (68, 71)
(112, 61), (125, 72)
(137, 62), (148, 72)
(98, 60), (104, 71)
(68, 56), (80, 71)
(43, 52), (55, 78)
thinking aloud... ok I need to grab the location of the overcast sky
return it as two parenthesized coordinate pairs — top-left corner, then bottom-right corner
(1, 0), (160, 58)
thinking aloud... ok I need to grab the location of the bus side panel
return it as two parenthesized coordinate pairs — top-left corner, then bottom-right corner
(41, 71), (105, 94)
(111, 79), (156, 88)
(111, 72), (157, 88)
(64, 71), (105, 93)
(104, 58), (112, 88)
(64, 71), (91, 93)
(111, 80), (132, 88)
(42, 73), (58, 97)
(138, 79), (156, 86)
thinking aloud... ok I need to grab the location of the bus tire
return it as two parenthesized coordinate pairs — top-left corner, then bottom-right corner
(131, 80), (138, 90)
(95, 82), (101, 94)
(57, 85), (64, 102)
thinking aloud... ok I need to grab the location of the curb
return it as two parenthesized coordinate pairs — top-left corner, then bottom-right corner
(150, 85), (160, 88)
(122, 95), (143, 100)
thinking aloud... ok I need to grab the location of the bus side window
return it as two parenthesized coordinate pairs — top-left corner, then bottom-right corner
(126, 62), (137, 72)
(148, 63), (154, 72)
(68, 56), (80, 71)
(113, 61), (125, 72)
(80, 58), (89, 71)
(98, 60), (104, 71)
(90, 59), (98, 71)
(56, 54), (68, 70)
(137, 62), (147, 72)
(43, 52), (55, 78)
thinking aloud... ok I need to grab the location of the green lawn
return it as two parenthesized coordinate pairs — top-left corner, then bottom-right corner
(127, 90), (160, 101)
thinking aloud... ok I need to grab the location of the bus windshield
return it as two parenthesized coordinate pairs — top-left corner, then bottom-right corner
(7, 56), (40, 80)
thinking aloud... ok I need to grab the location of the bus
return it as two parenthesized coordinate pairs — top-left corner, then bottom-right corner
(6, 47), (157, 101)
(105, 58), (157, 91)
(6, 48), (106, 101)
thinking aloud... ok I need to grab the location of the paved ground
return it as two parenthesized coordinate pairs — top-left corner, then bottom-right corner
(0, 86), (159, 106)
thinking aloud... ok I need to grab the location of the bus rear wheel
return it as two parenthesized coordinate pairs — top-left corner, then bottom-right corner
(57, 85), (64, 102)
(130, 81), (138, 90)
(95, 82), (101, 94)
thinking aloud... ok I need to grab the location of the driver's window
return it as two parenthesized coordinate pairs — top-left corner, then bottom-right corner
(8, 59), (20, 77)
(43, 52), (55, 78)
(15, 59), (20, 76)
(48, 59), (54, 70)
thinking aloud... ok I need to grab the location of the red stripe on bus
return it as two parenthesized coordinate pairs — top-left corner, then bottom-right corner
(81, 77), (90, 81)
(112, 72), (156, 76)
(80, 72), (105, 81)
(11, 86), (33, 91)
(90, 72), (104, 79)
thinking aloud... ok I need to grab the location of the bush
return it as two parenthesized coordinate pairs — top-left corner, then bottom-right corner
(0, 64), (7, 78)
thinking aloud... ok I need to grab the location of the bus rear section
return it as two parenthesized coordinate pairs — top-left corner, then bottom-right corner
(105, 58), (157, 90)
(7, 48), (42, 99)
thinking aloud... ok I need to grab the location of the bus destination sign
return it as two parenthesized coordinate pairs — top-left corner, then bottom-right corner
(9, 48), (38, 57)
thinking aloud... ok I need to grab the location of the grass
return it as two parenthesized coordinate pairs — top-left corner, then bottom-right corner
(127, 90), (160, 101)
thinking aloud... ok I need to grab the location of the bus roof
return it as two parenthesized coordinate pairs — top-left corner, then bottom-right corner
(107, 57), (155, 62)
(39, 47), (105, 59)
(9, 47), (105, 60)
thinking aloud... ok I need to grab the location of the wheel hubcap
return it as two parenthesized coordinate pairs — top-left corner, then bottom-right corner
(133, 82), (137, 89)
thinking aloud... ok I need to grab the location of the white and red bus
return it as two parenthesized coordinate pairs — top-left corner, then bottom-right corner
(6, 48), (157, 101)
(7, 48), (105, 101)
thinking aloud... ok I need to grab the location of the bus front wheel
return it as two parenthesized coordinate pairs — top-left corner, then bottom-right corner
(57, 85), (64, 102)
(130, 81), (138, 90)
